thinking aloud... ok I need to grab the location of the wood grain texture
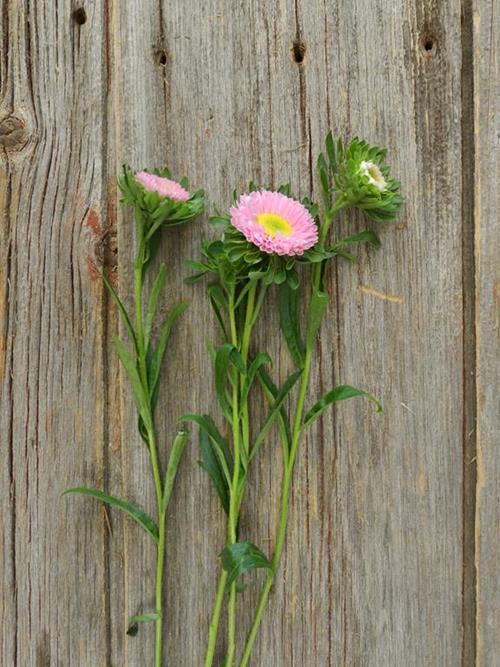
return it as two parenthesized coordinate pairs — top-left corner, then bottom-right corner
(474, 0), (500, 664)
(0, 1), (495, 665)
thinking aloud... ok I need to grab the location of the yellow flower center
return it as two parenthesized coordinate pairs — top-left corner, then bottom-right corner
(255, 212), (292, 237)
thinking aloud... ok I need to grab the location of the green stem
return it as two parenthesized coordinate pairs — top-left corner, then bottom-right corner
(238, 345), (313, 667)
(226, 287), (240, 667)
(238, 198), (348, 667)
(204, 282), (259, 667)
(204, 570), (229, 667)
(155, 507), (167, 667)
(133, 240), (166, 667)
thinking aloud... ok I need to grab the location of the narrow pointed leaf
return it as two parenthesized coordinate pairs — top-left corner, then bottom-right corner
(251, 370), (302, 459)
(148, 300), (189, 398)
(325, 132), (337, 171)
(305, 288), (328, 349)
(162, 430), (189, 513)
(220, 541), (272, 587)
(332, 229), (381, 252)
(113, 336), (152, 433)
(208, 283), (228, 337)
(257, 367), (292, 451)
(303, 384), (382, 428)
(63, 487), (159, 542)
(144, 263), (167, 349)
(102, 273), (137, 352)
(240, 352), (272, 410)
(279, 283), (305, 368)
(180, 414), (233, 513)
(215, 344), (246, 421)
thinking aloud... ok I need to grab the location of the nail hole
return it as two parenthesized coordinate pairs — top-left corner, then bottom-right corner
(72, 7), (87, 25)
(156, 50), (168, 66)
(291, 39), (306, 65)
(419, 31), (437, 55)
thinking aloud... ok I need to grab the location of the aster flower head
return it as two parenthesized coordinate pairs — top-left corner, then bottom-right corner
(135, 171), (190, 202)
(230, 190), (318, 257)
(186, 184), (322, 289)
(318, 133), (403, 222)
(118, 165), (204, 230)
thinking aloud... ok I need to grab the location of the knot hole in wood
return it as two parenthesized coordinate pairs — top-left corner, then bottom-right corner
(0, 115), (30, 153)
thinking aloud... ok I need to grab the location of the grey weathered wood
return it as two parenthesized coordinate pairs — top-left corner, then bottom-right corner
(0, 2), (111, 665)
(474, 0), (500, 664)
(0, 0), (495, 665)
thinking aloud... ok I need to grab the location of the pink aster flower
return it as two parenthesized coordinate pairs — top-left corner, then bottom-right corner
(230, 191), (318, 256)
(135, 171), (190, 202)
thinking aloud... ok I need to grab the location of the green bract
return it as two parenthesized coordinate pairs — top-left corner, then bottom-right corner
(318, 133), (403, 222)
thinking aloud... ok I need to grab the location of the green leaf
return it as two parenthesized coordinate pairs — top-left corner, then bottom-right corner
(180, 414), (232, 514)
(63, 487), (159, 543)
(251, 370), (302, 460)
(325, 132), (338, 172)
(305, 287), (328, 349)
(126, 612), (160, 637)
(303, 384), (382, 428)
(317, 152), (330, 206)
(144, 263), (167, 350)
(113, 336), (153, 434)
(101, 273), (137, 352)
(256, 367), (292, 452)
(221, 541), (272, 587)
(148, 301), (189, 399)
(332, 229), (381, 252)
(239, 352), (272, 410)
(279, 283), (305, 368)
(215, 344), (246, 422)
(208, 283), (228, 337)
(162, 430), (189, 513)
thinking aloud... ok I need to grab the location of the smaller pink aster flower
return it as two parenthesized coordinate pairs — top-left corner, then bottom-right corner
(230, 191), (318, 256)
(135, 171), (190, 202)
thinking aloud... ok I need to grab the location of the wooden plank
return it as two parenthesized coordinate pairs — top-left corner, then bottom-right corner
(236, 1), (465, 665)
(0, 2), (112, 665)
(474, 0), (500, 664)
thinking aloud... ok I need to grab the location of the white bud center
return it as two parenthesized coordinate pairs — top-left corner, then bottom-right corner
(360, 161), (387, 192)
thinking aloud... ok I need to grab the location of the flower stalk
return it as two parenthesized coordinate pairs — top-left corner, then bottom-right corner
(65, 167), (204, 667)
(190, 133), (401, 666)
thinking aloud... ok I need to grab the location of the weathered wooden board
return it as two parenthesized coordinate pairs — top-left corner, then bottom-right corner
(0, 0), (494, 665)
(474, 0), (500, 664)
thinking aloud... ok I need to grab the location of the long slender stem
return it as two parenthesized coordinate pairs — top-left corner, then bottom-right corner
(134, 242), (166, 667)
(204, 569), (229, 667)
(155, 507), (167, 666)
(204, 282), (259, 667)
(238, 198), (348, 666)
(226, 287), (241, 666)
(238, 344), (313, 667)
